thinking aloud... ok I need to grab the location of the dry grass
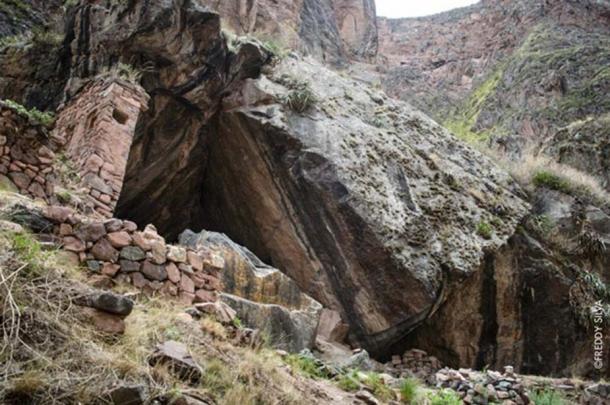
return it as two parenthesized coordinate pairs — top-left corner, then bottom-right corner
(483, 145), (610, 205)
(0, 226), (315, 404)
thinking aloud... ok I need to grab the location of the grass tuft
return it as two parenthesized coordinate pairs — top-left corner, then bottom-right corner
(530, 388), (568, 405)
(400, 378), (420, 404)
(476, 221), (493, 239)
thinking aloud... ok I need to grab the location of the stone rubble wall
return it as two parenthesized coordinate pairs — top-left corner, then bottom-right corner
(52, 79), (149, 218)
(44, 206), (223, 305)
(0, 102), (60, 200)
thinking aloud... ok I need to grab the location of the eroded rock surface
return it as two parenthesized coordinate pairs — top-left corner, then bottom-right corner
(202, 57), (529, 356)
(200, 0), (378, 64)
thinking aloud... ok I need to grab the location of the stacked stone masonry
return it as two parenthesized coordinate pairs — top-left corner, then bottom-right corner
(45, 206), (223, 305)
(52, 79), (149, 218)
(0, 102), (60, 200)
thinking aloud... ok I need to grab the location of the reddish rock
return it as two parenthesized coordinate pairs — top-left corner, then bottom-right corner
(63, 236), (86, 253)
(99, 193), (112, 204)
(91, 238), (119, 262)
(9, 171), (30, 189)
(27, 182), (46, 198)
(179, 292), (195, 305)
(76, 222), (107, 242)
(166, 262), (181, 284)
(107, 231), (132, 248)
(199, 273), (221, 291)
(194, 289), (217, 303)
(162, 281), (179, 296)
(191, 274), (205, 289)
(132, 231), (151, 251)
(102, 263), (121, 277)
(187, 251), (203, 271)
(180, 274), (195, 294)
(45, 205), (74, 223)
(83, 307), (125, 334)
(131, 272), (148, 288)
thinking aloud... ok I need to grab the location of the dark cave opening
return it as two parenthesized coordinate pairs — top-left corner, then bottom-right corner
(114, 99), (274, 267)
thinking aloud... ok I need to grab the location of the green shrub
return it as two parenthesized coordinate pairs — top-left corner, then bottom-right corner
(262, 39), (288, 60)
(284, 353), (330, 380)
(532, 171), (572, 193)
(232, 316), (243, 329)
(476, 221), (493, 239)
(400, 378), (420, 404)
(362, 372), (394, 401)
(8, 231), (45, 277)
(336, 371), (360, 392)
(1, 99), (55, 127)
(530, 388), (568, 405)
(279, 79), (317, 113)
(428, 389), (462, 405)
(530, 214), (554, 235)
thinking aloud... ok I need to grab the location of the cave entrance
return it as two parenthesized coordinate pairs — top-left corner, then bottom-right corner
(113, 96), (275, 266)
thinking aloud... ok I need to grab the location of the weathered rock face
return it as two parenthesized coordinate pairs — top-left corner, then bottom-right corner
(0, 0), (63, 37)
(180, 228), (323, 352)
(200, 0), (377, 64)
(221, 293), (322, 352)
(377, 0), (610, 189)
(200, 57), (529, 356)
(60, 0), (269, 238)
(179, 229), (319, 311)
(401, 189), (610, 378)
(378, 0), (610, 116)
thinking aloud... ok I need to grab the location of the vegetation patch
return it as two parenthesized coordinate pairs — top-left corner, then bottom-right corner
(532, 171), (571, 193)
(284, 352), (331, 380)
(400, 378), (421, 404)
(444, 66), (504, 143)
(530, 388), (568, 405)
(1, 99), (55, 127)
(278, 77), (317, 113)
(427, 388), (462, 405)
(476, 221), (493, 239)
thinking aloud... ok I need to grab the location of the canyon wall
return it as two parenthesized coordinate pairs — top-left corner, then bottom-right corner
(201, 0), (378, 64)
(377, 0), (610, 189)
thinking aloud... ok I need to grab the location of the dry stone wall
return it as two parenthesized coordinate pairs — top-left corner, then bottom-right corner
(52, 79), (149, 218)
(44, 206), (223, 305)
(0, 102), (60, 200)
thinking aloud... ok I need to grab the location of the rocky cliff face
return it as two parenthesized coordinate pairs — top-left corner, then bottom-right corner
(378, 0), (610, 190)
(200, 0), (377, 65)
(0, 0), (608, 383)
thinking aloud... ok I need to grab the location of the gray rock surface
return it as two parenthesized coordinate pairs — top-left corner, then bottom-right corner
(203, 56), (529, 356)
(221, 293), (322, 352)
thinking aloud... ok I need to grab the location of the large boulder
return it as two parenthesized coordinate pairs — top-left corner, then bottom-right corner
(201, 57), (530, 356)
